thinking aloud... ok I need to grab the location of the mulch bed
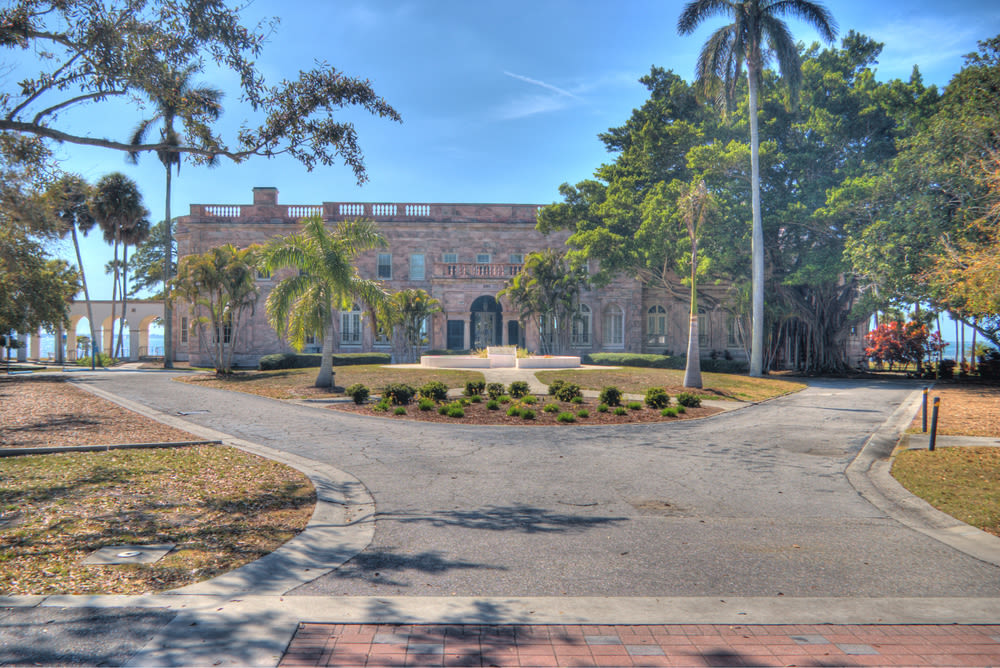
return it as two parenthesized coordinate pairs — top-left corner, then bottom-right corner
(0, 375), (201, 448)
(330, 397), (721, 425)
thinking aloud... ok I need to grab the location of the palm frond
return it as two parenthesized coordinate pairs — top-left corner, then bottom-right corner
(677, 0), (734, 35)
(768, 0), (837, 41)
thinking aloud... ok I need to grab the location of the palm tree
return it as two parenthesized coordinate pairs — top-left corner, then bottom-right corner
(91, 172), (147, 360)
(680, 180), (717, 389)
(128, 65), (223, 369)
(386, 289), (441, 363)
(678, 0), (836, 376)
(261, 216), (392, 388)
(50, 174), (99, 369)
(116, 213), (151, 359)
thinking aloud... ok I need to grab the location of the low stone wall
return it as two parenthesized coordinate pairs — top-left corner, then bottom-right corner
(516, 356), (581, 369)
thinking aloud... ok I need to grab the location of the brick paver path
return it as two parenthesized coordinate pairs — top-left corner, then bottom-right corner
(279, 623), (1000, 667)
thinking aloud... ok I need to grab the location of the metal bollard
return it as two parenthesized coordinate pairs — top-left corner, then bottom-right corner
(929, 397), (940, 451)
(922, 387), (929, 432)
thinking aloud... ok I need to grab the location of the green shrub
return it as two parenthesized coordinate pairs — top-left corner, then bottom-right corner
(76, 353), (114, 367)
(345, 383), (370, 405)
(582, 352), (746, 374)
(547, 379), (566, 397)
(597, 403), (609, 413)
(393, 406), (407, 416)
(383, 383), (417, 405)
(499, 395), (512, 404)
(644, 387), (670, 409)
(553, 382), (582, 402)
(520, 409), (536, 420)
(373, 398), (391, 413)
(458, 397), (470, 406)
(486, 382), (506, 399)
(598, 386), (623, 406)
(543, 403), (560, 413)
(626, 401), (643, 410)
(469, 394), (482, 403)
(464, 380), (486, 396)
(418, 398), (435, 411)
(576, 409), (590, 418)
(556, 412), (575, 423)
(614, 406), (628, 416)
(438, 404), (450, 415)
(661, 406), (679, 417)
(506, 405), (521, 417)
(418, 381), (449, 402)
(486, 399), (500, 410)
(447, 405), (465, 418)
(508, 381), (530, 398)
(676, 392), (702, 408)
(677, 405), (686, 414)
(521, 394), (538, 405)
(258, 352), (391, 370)
(570, 396), (584, 405)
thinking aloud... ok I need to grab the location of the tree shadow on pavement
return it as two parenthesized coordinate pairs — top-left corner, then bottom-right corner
(377, 504), (628, 534)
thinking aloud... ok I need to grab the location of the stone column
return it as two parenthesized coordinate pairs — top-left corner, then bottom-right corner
(130, 328), (140, 361)
(17, 333), (27, 362)
(30, 329), (41, 360)
(54, 325), (64, 364)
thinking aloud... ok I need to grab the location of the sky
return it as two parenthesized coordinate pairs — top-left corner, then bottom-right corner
(14, 0), (1000, 305)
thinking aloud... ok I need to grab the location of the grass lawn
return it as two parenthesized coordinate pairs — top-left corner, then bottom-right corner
(892, 446), (1000, 537)
(536, 367), (805, 402)
(174, 365), (486, 400)
(905, 384), (1000, 437)
(0, 444), (315, 595)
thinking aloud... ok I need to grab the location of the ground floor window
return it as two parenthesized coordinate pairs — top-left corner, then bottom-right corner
(647, 305), (666, 346)
(571, 304), (591, 347)
(603, 305), (624, 347)
(341, 305), (362, 345)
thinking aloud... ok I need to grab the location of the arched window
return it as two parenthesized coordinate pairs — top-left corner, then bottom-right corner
(571, 304), (591, 347)
(603, 304), (624, 348)
(341, 303), (362, 345)
(698, 307), (710, 348)
(647, 305), (666, 345)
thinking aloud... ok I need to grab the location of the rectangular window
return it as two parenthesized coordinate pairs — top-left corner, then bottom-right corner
(604, 308), (624, 347)
(341, 311), (362, 344)
(443, 252), (458, 263)
(377, 253), (392, 280)
(727, 317), (739, 347)
(698, 312), (709, 347)
(509, 253), (524, 265)
(180, 317), (188, 344)
(375, 325), (391, 346)
(476, 253), (491, 264)
(409, 253), (425, 281)
(305, 334), (316, 345)
(508, 253), (524, 276)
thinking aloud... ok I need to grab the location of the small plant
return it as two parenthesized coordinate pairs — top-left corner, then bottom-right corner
(508, 381), (530, 398)
(486, 399), (500, 410)
(464, 379), (486, 396)
(547, 379), (566, 397)
(570, 396), (584, 404)
(393, 406), (407, 416)
(418, 381), (449, 402)
(459, 397), (471, 407)
(438, 404), (449, 415)
(543, 402), (560, 413)
(599, 386), (623, 406)
(556, 412), (576, 423)
(676, 392), (701, 408)
(597, 403), (609, 413)
(677, 405), (686, 414)
(614, 406), (628, 416)
(345, 383), (370, 405)
(499, 395), (512, 404)
(383, 383), (416, 406)
(418, 398), (435, 411)
(520, 409), (536, 420)
(627, 401), (643, 410)
(521, 394), (538, 405)
(373, 398), (391, 412)
(506, 405), (521, 417)
(469, 394), (482, 403)
(486, 382), (505, 399)
(644, 387), (670, 409)
(447, 405), (465, 418)
(576, 409), (590, 418)
(553, 381), (583, 402)
(661, 406), (679, 417)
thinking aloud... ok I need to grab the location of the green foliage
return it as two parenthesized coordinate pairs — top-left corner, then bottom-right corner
(661, 407), (680, 417)
(418, 381), (449, 402)
(570, 396), (584, 405)
(499, 395), (512, 404)
(644, 387), (671, 409)
(438, 404), (449, 415)
(626, 401), (643, 410)
(486, 399), (500, 410)
(384, 288), (441, 363)
(543, 403), (561, 413)
(576, 409), (590, 418)
(486, 382), (506, 399)
(549, 379), (583, 402)
(506, 405), (521, 417)
(521, 395), (538, 405)
(463, 380), (486, 396)
(393, 406), (406, 416)
(676, 392), (702, 408)
(556, 412), (576, 423)
(520, 409), (536, 420)
(383, 383), (416, 406)
(597, 403), (609, 413)
(446, 405), (465, 418)
(418, 398), (435, 411)
(258, 352), (390, 370)
(585, 353), (680, 369)
(614, 406), (628, 416)
(469, 394), (482, 403)
(598, 386), (623, 406)
(75, 353), (114, 367)
(508, 381), (530, 398)
(344, 383), (369, 405)
(372, 398), (390, 413)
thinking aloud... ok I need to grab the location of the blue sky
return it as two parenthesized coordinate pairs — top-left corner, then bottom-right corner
(22, 0), (1000, 302)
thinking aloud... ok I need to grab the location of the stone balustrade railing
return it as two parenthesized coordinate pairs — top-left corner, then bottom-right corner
(190, 202), (542, 224)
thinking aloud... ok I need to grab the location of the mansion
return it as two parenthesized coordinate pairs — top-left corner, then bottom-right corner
(174, 187), (752, 367)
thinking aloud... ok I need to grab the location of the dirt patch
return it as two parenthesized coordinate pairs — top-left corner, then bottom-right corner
(0, 375), (200, 448)
(907, 384), (1000, 437)
(330, 397), (720, 425)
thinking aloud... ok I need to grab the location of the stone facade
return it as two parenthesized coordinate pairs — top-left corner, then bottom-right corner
(173, 188), (787, 367)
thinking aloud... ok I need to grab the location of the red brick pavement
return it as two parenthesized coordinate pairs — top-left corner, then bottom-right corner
(278, 623), (1000, 667)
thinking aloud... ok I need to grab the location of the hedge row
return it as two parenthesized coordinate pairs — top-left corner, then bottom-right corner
(582, 352), (747, 374)
(258, 352), (391, 371)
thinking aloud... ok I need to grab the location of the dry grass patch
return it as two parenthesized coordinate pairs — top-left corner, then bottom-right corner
(0, 376), (200, 448)
(0, 445), (315, 595)
(892, 446), (1000, 537)
(906, 384), (1000, 437)
(536, 368), (804, 402)
(175, 365), (486, 400)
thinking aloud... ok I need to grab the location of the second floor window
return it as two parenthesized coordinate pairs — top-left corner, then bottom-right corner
(377, 253), (392, 279)
(410, 253), (425, 280)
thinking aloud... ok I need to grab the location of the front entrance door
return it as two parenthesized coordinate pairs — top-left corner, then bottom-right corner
(469, 295), (502, 349)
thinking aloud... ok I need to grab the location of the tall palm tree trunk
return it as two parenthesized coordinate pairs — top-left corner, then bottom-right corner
(163, 165), (174, 368)
(748, 71), (765, 377)
(316, 310), (335, 388)
(683, 235), (703, 388)
(71, 227), (99, 369)
(116, 244), (129, 360)
(109, 236), (119, 359)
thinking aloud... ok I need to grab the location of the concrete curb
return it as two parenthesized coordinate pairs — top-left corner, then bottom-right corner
(69, 377), (377, 596)
(846, 387), (1000, 568)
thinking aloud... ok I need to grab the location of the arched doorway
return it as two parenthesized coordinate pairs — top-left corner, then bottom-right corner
(470, 295), (502, 349)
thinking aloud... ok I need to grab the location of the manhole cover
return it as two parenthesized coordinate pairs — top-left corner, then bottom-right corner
(82, 544), (175, 565)
(116, 550), (142, 558)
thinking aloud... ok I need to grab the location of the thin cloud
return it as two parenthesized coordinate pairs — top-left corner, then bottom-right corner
(503, 71), (578, 98)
